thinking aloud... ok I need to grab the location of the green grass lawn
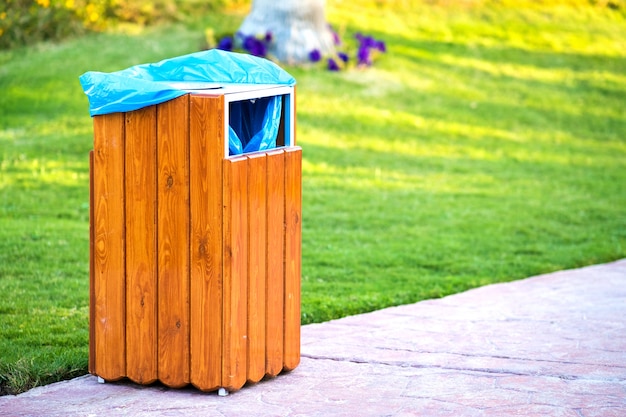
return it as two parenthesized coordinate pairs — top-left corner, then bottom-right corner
(1, 0), (625, 395)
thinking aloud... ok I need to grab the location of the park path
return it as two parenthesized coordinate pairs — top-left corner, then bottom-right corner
(1, 259), (625, 416)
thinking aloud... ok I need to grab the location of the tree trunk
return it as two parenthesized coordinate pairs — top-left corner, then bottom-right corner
(237, 0), (335, 65)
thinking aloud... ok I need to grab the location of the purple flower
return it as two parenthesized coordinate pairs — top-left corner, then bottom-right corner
(242, 35), (256, 50)
(265, 31), (273, 43)
(354, 33), (387, 66)
(356, 33), (376, 48)
(364, 36), (377, 49)
(338, 52), (349, 63)
(243, 35), (267, 57)
(357, 45), (372, 66)
(255, 43), (268, 57)
(327, 58), (340, 71)
(309, 49), (322, 63)
(216, 36), (233, 51)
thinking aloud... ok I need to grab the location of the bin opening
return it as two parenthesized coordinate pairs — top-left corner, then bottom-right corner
(228, 94), (285, 156)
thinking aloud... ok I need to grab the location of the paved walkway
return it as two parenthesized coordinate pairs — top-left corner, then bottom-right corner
(1, 259), (625, 416)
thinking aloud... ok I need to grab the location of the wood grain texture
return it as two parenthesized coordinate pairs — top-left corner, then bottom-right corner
(92, 113), (126, 381)
(189, 95), (224, 391)
(124, 106), (158, 384)
(88, 150), (95, 375)
(222, 156), (248, 391)
(246, 153), (267, 383)
(284, 147), (302, 371)
(89, 88), (301, 392)
(157, 96), (191, 388)
(265, 149), (285, 376)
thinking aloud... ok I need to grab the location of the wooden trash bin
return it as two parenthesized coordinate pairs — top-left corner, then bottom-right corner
(88, 85), (301, 393)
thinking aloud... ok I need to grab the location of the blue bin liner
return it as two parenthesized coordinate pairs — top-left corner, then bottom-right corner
(79, 49), (295, 155)
(79, 49), (295, 116)
(228, 95), (282, 156)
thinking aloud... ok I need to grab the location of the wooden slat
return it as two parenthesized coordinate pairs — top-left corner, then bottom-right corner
(265, 149), (285, 376)
(284, 147), (302, 371)
(124, 106), (158, 384)
(157, 96), (191, 388)
(88, 150), (95, 375)
(246, 153), (267, 383)
(222, 156), (248, 391)
(189, 95), (224, 391)
(92, 113), (126, 381)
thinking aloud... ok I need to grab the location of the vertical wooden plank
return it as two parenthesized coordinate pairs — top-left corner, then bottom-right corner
(125, 106), (158, 384)
(88, 150), (95, 375)
(246, 153), (267, 383)
(189, 95), (224, 391)
(222, 156), (248, 391)
(157, 96), (191, 388)
(92, 113), (126, 381)
(284, 147), (302, 371)
(265, 149), (285, 377)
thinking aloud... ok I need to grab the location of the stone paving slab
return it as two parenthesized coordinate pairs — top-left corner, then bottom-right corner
(1, 259), (625, 416)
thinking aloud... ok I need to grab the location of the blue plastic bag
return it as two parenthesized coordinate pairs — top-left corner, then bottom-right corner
(228, 95), (282, 155)
(79, 49), (295, 117)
